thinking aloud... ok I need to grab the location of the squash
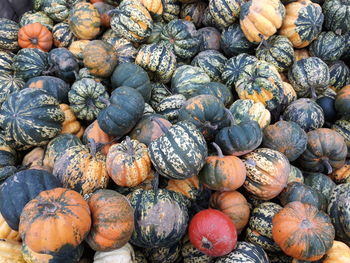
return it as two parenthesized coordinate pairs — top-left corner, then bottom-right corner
(86, 189), (134, 251)
(0, 213), (20, 241)
(281, 81), (297, 110)
(47, 48), (79, 83)
(162, 0), (180, 22)
(18, 23), (53, 52)
(0, 88), (64, 149)
(93, 243), (135, 263)
(0, 18), (19, 52)
(198, 27), (221, 52)
(93, 2), (114, 27)
(0, 239), (25, 263)
(330, 161), (350, 184)
(209, 191), (250, 234)
(323, 240), (350, 263)
(323, 0), (350, 33)
(304, 172), (336, 207)
(166, 175), (201, 201)
(52, 22), (77, 48)
(181, 235), (212, 263)
(148, 121), (208, 180)
(155, 94), (187, 122)
(297, 128), (347, 174)
(335, 85), (350, 119)
(83, 120), (115, 155)
(279, 0), (324, 48)
(180, 2), (207, 28)
(0, 169), (61, 231)
(0, 73), (24, 107)
(69, 40), (90, 62)
(332, 120), (350, 157)
(137, 0), (163, 17)
(272, 201), (335, 261)
(0, 135), (17, 184)
(208, 0), (240, 28)
(262, 120), (307, 161)
(19, 188), (90, 262)
(191, 82), (233, 107)
(68, 78), (109, 121)
(143, 243), (182, 263)
(328, 61), (350, 93)
(149, 82), (172, 108)
(242, 148), (290, 200)
(59, 104), (84, 138)
(282, 98), (325, 132)
(0, 51), (14, 75)
(37, 0), (70, 22)
(19, 11), (54, 31)
(22, 147), (45, 168)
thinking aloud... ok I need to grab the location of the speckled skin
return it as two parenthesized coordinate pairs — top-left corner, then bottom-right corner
(0, 51), (14, 75)
(0, 18), (19, 52)
(52, 22), (76, 48)
(19, 11), (54, 31)
(332, 119), (350, 157)
(0, 73), (24, 106)
(144, 242), (182, 263)
(162, 0), (180, 22)
(149, 83), (172, 108)
(155, 94), (186, 121)
(328, 61), (350, 92)
(288, 165), (304, 184)
(323, 0), (350, 33)
(181, 236), (212, 263)
(208, 0), (240, 28)
(39, 0), (69, 22)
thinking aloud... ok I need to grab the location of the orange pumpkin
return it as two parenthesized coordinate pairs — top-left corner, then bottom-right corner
(22, 147), (45, 168)
(330, 161), (350, 184)
(86, 189), (134, 251)
(18, 23), (53, 52)
(323, 241), (350, 263)
(106, 137), (151, 187)
(60, 104), (84, 138)
(69, 40), (91, 61)
(166, 176), (201, 200)
(209, 191), (250, 234)
(137, 0), (163, 16)
(0, 213), (20, 241)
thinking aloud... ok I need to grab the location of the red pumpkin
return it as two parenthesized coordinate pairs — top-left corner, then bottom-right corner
(188, 209), (237, 257)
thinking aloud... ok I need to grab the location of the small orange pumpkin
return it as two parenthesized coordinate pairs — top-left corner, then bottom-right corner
(18, 23), (53, 52)
(60, 104), (84, 138)
(330, 161), (350, 184)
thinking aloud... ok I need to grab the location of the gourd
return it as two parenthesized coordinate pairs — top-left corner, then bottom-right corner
(208, 0), (240, 28)
(335, 85), (350, 119)
(18, 23), (53, 52)
(0, 18), (19, 52)
(323, 0), (350, 33)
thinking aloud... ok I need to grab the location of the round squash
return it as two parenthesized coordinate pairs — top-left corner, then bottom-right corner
(180, 2), (207, 28)
(154, 94), (186, 122)
(94, 243), (135, 263)
(83, 120), (115, 155)
(335, 85), (350, 119)
(18, 23), (53, 52)
(328, 60), (350, 93)
(143, 243), (182, 263)
(330, 161), (350, 184)
(0, 73), (24, 107)
(37, 0), (70, 22)
(162, 0), (180, 22)
(69, 40), (90, 62)
(52, 22), (77, 48)
(19, 10), (54, 31)
(0, 51), (14, 75)
(323, 0), (350, 33)
(181, 235), (212, 263)
(0, 18), (19, 52)
(166, 175), (201, 201)
(332, 119), (350, 157)
(191, 82), (233, 107)
(208, 0), (240, 28)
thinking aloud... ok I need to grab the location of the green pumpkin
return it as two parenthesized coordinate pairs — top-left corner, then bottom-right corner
(12, 48), (48, 81)
(323, 0), (350, 33)
(328, 61), (350, 92)
(246, 202), (282, 252)
(111, 63), (152, 102)
(149, 82), (172, 108)
(68, 78), (109, 121)
(256, 35), (294, 72)
(191, 82), (233, 107)
(128, 188), (189, 248)
(208, 0), (240, 28)
(52, 22), (77, 48)
(19, 11), (54, 31)
(220, 23), (255, 57)
(171, 65), (211, 99)
(160, 19), (200, 59)
(39, 0), (69, 22)
(148, 121), (208, 180)
(48, 48), (79, 83)
(180, 2), (207, 28)
(304, 172), (336, 207)
(155, 94), (186, 122)
(181, 235), (211, 263)
(0, 73), (24, 107)
(144, 243), (182, 263)
(282, 98), (325, 132)
(288, 57), (330, 98)
(162, 0), (180, 22)
(332, 119), (350, 157)
(215, 120), (262, 156)
(288, 165), (304, 184)
(0, 134), (17, 173)
(0, 18), (19, 52)
(146, 22), (165, 44)
(309, 32), (346, 63)
(0, 88), (64, 148)
(0, 51), (14, 75)
(191, 50), (227, 82)
(221, 53), (257, 90)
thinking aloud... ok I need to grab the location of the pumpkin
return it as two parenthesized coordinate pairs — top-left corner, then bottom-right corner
(0, 88), (64, 149)
(93, 243), (135, 263)
(280, 81), (297, 109)
(68, 78), (109, 121)
(22, 147), (45, 168)
(24, 76), (70, 103)
(294, 48), (310, 61)
(128, 188), (188, 248)
(110, 0), (153, 43)
(19, 11), (54, 31)
(335, 85), (350, 119)
(279, 0), (324, 48)
(162, 0), (180, 22)
(52, 22), (77, 48)
(208, 0), (240, 28)
(180, 2), (207, 28)
(0, 18), (19, 52)
(0, 213), (20, 241)
(19, 188), (91, 262)
(323, 240), (350, 263)
(323, 0), (350, 33)
(332, 120), (350, 157)
(282, 98), (325, 132)
(181, 235), (212, 263)
(297, 128), (348, 174)
(209, 191), (250, 234)
(198, 27), (221, 52)
(148, 121), (208, 180)
(166, 175), (201, 201)
(304, 172), (336, 207)
(60, 104), (84, 138)
(262, 120), (307, 162)
(135, 42), (177, 83)
(97, 86), (145, 138)
(272, 201), (335, 261)
(155, 94), (186, 122)
(239, 0), (285, 43)
(69, 40), (90, 62)
(86, 189), (134, 251)
(330, 161), (350, 184)
(18, 23), (52, 52)
(83, 120), (115, 155)
(246, 202), (282, 252)
(215, 241), (269, 263)
(143, 243), (182, 263)
(0, 51), (14, 75)
(149, 83), (172, 108)
(53, 144), (109, 197)
(12, 48), (48, 81)
(47, 48), (79, 83)
(0, 239), (25, 263)
(256, 35), (294, 72)
(242, 148), (290, 200)
(0, 169), (61, 231)
(0, 73), (24, 107)
(328, 61), (350, 93)
(37, 0), (70, 22)
(191, 82), (233, 107)
(0, 135), (17, 183)
(138, 0), (163, 17)
(146, 22), (165, 43)
(189, 209), (237, 257)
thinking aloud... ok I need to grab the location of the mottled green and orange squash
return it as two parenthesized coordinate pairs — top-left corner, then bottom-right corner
(137, 0), (163, 17)
(0, 239), (25, 263)
(272, 202), (335, 261)
(19, 188), (91, 262)
(288, 165), (304, 184)
(154, 94), (187, 122)
(279, 0), (324, 48)
(180, 2), (207, 28)
(208, 0), (240, 28)
(36, 0), (70, 22)
(332, 120), (350, 157)
(52, 22), (77, 48)
(0, 18), (19, 52)
(239, 0), (285, 43)
(162, 0), (180, 22)
(330, 161), (350, 184)
(83, 120), (115, 155)
(69, 40), (90, 62)
(59, 104), (84, 138)
(19, 10), (54, 31)
(0, 74), (24, 107)
(335, 85), (350, 119)
(166, 176), (201, 201)
(323, 240), (350, 263)
(323, 0), (350, 33)
(0, 213), (20, 241)
(191, 82), (233, 108)
(68, 2), (101, 40)
(328, 61), (350, 93)
(86, 189), (134, 251)
(0, 51), (14, 75)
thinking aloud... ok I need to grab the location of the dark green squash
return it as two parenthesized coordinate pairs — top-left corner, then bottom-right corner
(181, 235), (211, 263)
(37, 0), (69, 22)
(208, 0), (240, 28)
(144, 242), (182, 263)
(0, 169), (62, 230)
(146, 22), (165, 44)
(0, 51), (14, 75)
(148, 121), (208, 180)
(0, 88), (64, 149)
(332, 119), (350, 157)
(155, 94), (186, 122)
(316, 95), (337, 124)
(288, 165), (304, 184)
(48, 48), (79, 83)
(0, 134), (17, 186)
(335, 85), (350, 119)
(149, 82), (172, 108)
(328, 61), (350, 93)
(323, 0), (350, 33)
(68, 78), (109, 121)
(180, 2), (207, 28)
(52, 22), (77, 48)
(0, 73), (24, 107)
(0, 18), (19, 52)
(191, 82), (233, 107)
(268, 253), (292, 263)
(198, 27), (221, 52)
(162, 0), (180, 22)
(19, 10), (54, 31)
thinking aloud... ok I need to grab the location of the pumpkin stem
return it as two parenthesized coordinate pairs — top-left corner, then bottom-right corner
(261, 38), (271, 49)
(256, 34), (266, 50)
(125, 136), (135, 156)
(152, 172), (159, 194)
(310, 86), (317, 100)
(150, 116), (170, 133)
(224, 108), (235, 126)
(321, 157), (333, 174)
(88, 138), (97, 157)
(203, 121), (218, 131)
(98, 96), (111, 106)
(38, 203), (57, 213)
(212, 142), (224, 158)
(201, 237), (213, 250)
(245, 159), (256, 167)
(30, 38), (38, 45)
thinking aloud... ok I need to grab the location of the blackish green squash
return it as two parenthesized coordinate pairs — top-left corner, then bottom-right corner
(323, 0), (350, 33)
(304, 172), (336, 207)
(0, 18), (19, 52)
(48, 48), (79, 83)
(149, 82), (172, 109)
(335, 85), (350, 119)
(198, 27), (221, 52)
(328, 61), (350, 92)
(191, 82), (233, 107)
(162, 0), (180, 22)
(52, 22), (77, 48)
(19, 11), (54, 31)
(0, 74), (24, 107)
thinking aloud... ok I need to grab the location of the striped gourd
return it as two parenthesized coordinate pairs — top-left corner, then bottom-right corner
(144, 243), (182, 263)
(19, 11), (54, 31)
(180, 1), (207, 28)
(0, 74), (25, 107)
(146, 22), (165, 44)
(149, 82), (172, 108)
(148, 121), (208, 180)
(12, 48), (48, 81)
(53, 22), (77, 48)
(0, 18), (19, 52)
(323, 0), (350, 33)
(155, 94), (186, 122)
(329, 61), (350, 92)
(40, 0), (70, 22)
(0, 51), (14, 75)
(332, 120), (350, 157)
(208, 0), (240, 28)
(162, 0), (180, 22)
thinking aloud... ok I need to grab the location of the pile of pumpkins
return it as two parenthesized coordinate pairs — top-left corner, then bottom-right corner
(0, 0), (350, 262)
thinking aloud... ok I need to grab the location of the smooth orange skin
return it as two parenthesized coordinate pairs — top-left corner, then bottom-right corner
(60, 104), (84, 138)
(18, 23), (53, 52)
(166, 176), (200, 200)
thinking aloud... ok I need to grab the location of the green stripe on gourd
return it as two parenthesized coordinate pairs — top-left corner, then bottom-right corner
(40, 0), (70, 22)
(149, 82), (172, 108)
(144, 243), (182, 263)
(208, 0), (240, 28)
(288, 165), (304, 184)
(304, 172), (336, 207)
(155, 94), (186, 122)
(53, 22), (77, 48)
(0, 18), (19, 52)
(19, 11), (54, 31)
(0, 74), (24, 107)
(323, 0), (350, 34)
(162, 0), (180, 22)
(332, 119), (350, 157)
(0, 51), (14, 75)
(328, 61), (350, 92)
(191, 82), (233, 107)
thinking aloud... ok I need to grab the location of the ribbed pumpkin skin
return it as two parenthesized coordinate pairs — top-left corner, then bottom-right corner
(328, 61), (350, 93)
(246, 202), (282, 252)
(298, 128), (348, 174)
(136, 42), (177, 83)
(0, 88), (64, 148)
(19, 11), (54, 31)
(279, 0), (324, 48)
(0, 240), (25, 263)
(304, 172), (336, 207)
(335, 85), (350, 119)
(191, 50), (227, 82)
(12, 48), (48, 81)
(52, 22), (76, 48)
(236, 60), (284, 111)
(323, 0), (350, 33)
(150, 83), (172, 108)
(256, 35), (294, 72)
(208, 0), (240, 28)
(191, 82), (233, 107)
(166, 176), (200, 201)
(19, 188), (90, 262)
(110, 0), (153, 43)
(0, 74), (24, 107)
(148, 121), (208, 180)
(333, 120), (350, 157)
(0, 169), (62, 231)
(215, 241), (269, 263)
(262, 120), (307, 161)
(155, 94), (186, 122)
(0, 51), (14, 75)
(242, 148), (290, 200)
(0, 213), (20, 241)
(38, 0), (70, 22)
(128, 188), (188, 248)
(162, 0), (180, 22)
(0, 18), (19, 52)
(283, 98), (325, 132)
